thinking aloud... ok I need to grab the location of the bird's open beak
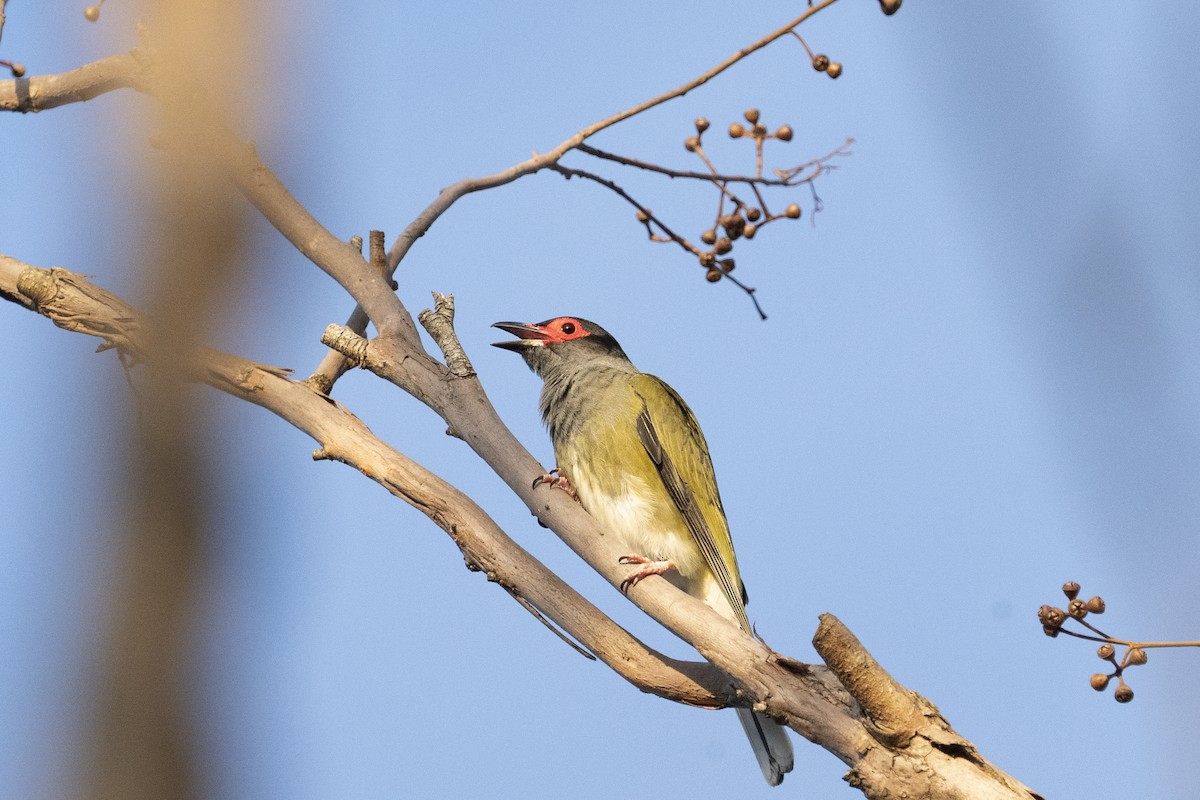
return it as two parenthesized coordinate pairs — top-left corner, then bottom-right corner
(492, 321), (549, 351)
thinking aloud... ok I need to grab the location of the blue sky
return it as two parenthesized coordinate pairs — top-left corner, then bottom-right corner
(3, 2), (1198, 798)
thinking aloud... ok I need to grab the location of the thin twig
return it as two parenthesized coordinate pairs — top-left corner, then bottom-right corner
(304, 0), (841, 385)
(548, 163), (768, 320)
(576, 143), (805, 187)
(1054, 627), (1200, 650)
(505, 587), (598, 661)
(775, 136), (854, 182)
(790, 30), (816, 61)
(381, 0), (843, 271)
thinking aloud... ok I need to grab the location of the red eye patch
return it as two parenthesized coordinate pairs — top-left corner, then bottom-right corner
(537, 317), (591, 343)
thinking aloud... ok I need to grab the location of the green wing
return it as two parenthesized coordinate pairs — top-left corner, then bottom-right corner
(631, 373), (750, 629)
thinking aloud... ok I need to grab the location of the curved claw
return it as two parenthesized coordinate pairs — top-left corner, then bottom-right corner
(618, 554), (676, 593)
(533, 468), (578, 501)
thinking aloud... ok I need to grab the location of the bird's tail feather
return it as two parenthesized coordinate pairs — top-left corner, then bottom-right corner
(735, 707), (795, 786)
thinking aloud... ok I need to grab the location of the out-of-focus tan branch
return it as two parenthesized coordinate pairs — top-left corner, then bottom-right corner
(1, 49), (418, 348)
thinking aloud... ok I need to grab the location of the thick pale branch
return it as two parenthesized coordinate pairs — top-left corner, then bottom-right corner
(813, 613), (924, 745)
(0, 254), (727, 709)
(0, 51), (150, 112)
(224, 142), (419, 345)
(418, 292), (474, 378)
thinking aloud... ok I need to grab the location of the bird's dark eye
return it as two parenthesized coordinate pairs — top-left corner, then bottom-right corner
(561, 322), (576, 334)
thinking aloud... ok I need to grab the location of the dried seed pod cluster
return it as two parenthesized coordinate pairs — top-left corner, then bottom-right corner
(679, 109), (809, 285)
(1038, 580), (1167, 704)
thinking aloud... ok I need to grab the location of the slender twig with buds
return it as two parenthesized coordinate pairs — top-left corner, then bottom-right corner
(1038, 581), (1200, 703)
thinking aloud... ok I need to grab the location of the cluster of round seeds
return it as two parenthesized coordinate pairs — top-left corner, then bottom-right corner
(1039, 581), (1149, 704)
(680, 110), (807, 283)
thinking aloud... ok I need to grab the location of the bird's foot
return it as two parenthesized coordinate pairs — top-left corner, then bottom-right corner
(533, 468), (578, 501)
(618, 554), (676, 593)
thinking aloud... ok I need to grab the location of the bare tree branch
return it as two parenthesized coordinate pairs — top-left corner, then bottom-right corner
(0, 50), (149, 112)
(574, 140), (852, 187)
(0, 254), (729, 710)
(310, 0), (846, 385)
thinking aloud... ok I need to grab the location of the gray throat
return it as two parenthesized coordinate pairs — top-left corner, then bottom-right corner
(537, 361), (633, 447)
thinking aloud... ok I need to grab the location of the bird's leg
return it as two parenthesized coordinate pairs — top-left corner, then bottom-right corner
(533, 468), (578, 501)
(618, 554), (677, 593)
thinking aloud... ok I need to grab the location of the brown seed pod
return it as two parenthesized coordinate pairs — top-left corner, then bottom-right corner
(699, 251), (716, 268)
(1126, 647), (1148, 666)
(1090, 673), (1110, 691)
(705, 268), (723, 283)
(684, 136), (700, 152)
(1062, 581), (1081, 600)
(742, 223), (757, 240)
(879, 0), (902, 15)
(636, 209), (651, 222)
(714, 237), (733, 255)
(745, 207), (762, 222)
(1114, 684), (1134, 703)
(700, 228), (717, 245)
(784, 203), (802, 219)
(1038, 605), (1068, 629)
(719, 258), (735, 273)
(775, 125), (794, 142)
(721, 214), (745, 239)
(84, 5), (101, 22)
(694, 117), (711, 133)
(728, 122), (745, 138)
(744, 108), (760, 124)
(1096, 643), (1116, 660)
(1067, 598), (1088, 619)
(812, 54), (830, 72)
(1085, 596), (1106, 614)
(9, 63), (26, 78)
(827, 62), (843, 79)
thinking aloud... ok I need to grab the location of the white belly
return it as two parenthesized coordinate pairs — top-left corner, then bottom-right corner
(567, 460), (718, 609)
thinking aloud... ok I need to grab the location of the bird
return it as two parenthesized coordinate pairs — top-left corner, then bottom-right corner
(492, 316), (794, 786)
